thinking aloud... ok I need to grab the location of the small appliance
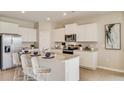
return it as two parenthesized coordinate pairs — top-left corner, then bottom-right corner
(65, 34), (76, 42)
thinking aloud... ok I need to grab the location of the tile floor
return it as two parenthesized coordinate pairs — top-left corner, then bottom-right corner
(0, 68), (124, 81)
(80, 68), (124, 81)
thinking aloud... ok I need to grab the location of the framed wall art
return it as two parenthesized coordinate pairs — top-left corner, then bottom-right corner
(105, 23), (121, 50)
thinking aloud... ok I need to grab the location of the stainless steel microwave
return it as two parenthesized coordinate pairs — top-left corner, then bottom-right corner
(65, 34), (76, 42)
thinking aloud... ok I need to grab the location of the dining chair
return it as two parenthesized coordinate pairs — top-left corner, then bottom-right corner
(12, 53), (22, 80)
(31, 57), (51, 81)
(20, 54), (34, 80)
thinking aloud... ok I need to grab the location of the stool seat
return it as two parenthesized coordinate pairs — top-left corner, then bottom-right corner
(12, 53), (22, 80)
(31, 57), (51, 81)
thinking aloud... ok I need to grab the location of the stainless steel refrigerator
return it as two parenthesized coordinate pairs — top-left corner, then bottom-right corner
(0, 34), (22, 70)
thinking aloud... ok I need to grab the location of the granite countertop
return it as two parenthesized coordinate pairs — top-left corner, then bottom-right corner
(51, 48), (98, 52)
(37, 53), (79, 62)
(74, 49), (98, 52)
(55, 53), (79, 61)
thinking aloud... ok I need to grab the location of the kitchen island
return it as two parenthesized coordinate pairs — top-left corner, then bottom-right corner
(37, 54), (79, 81)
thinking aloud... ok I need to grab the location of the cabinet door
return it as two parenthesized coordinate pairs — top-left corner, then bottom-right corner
(27, 28), (36, 42)
(18, 27), (28, 42)
(53, 28), (65, 42)
(65, 23), (77, 35)
(77, 25), (85, 41)
(80, 52), (97, 69)
(18, 27), (36, 42)
(77, 23), (98, 42)
(0, 22), (18, 34)
(65, 57), (79, 81)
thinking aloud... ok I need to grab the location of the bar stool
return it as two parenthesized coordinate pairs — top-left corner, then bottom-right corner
(12, 53), (22, 80)
(31, 57), (51, 81)
(20, 54), (34, 80)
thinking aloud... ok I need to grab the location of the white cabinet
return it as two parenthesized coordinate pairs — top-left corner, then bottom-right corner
(18, 27), (36, 42)
(80, 51), (97, 70)
(74, 51), (97, 70)
(65, 23), (97, 41)
(77, 23), (98, 42)
(77, 25), (85, 41)
(65, 23), (78, 35)
(65, 56), (79, 81)
(53, 28), (65, 42)
(0, 21), (18, 34)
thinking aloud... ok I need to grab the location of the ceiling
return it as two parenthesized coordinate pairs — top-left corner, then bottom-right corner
(0, 11), (112, 23)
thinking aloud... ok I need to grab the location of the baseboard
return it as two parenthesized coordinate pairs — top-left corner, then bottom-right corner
(97, 66), (124, 73)
(80, 66), (96, 70)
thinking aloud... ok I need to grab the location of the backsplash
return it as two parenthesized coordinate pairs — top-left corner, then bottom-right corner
(53, 41), (98, 50)
(76, 42), (98, 49)
(22, 42), (37, 49)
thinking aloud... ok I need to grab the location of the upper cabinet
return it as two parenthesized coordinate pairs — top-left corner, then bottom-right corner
(77, 23), (98, 42)
(18, 27), (36, 42)
(0, 21), (18, 34)
(65, 23), (78, 35)
(53, 23), (98, 42)
(0, 21), (37, 42)
(53, 28), (65, 42)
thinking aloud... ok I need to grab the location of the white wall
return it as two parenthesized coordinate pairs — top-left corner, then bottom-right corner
(97, 13), (124, 71)
(54, 12), (124, 71)
(38, 22), (54, 50)
(39, 31), (51, 50)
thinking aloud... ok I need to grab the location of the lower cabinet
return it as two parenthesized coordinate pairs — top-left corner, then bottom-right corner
(65, 56), (79, 81)
(74, 51), (97, 70)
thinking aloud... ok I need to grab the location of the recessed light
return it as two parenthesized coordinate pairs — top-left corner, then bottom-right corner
(47, 17), (51, 21)
(63, 12), (67, 16)
(21, 11), (25, 13)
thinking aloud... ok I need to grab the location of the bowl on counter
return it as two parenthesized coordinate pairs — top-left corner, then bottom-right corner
(45, 52), (51, 57)
(33, 52), (38, 55)
(42, 52), (55, 59)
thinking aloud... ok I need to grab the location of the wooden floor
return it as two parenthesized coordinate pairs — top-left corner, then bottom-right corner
(0, 68), (124, 81)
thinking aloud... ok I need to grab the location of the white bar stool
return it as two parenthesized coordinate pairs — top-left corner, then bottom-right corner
(12, 53), (22, 80)
(31, 57), (51, 81)
(20, 54), (34, 80)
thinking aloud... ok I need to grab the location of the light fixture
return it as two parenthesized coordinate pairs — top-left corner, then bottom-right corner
(21, 11), (25, 13)
(63, 12), (67, 16)
(47, 17), (51, 21)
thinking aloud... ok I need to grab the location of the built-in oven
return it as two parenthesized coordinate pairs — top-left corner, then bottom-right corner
(65, 34), (76, 42)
